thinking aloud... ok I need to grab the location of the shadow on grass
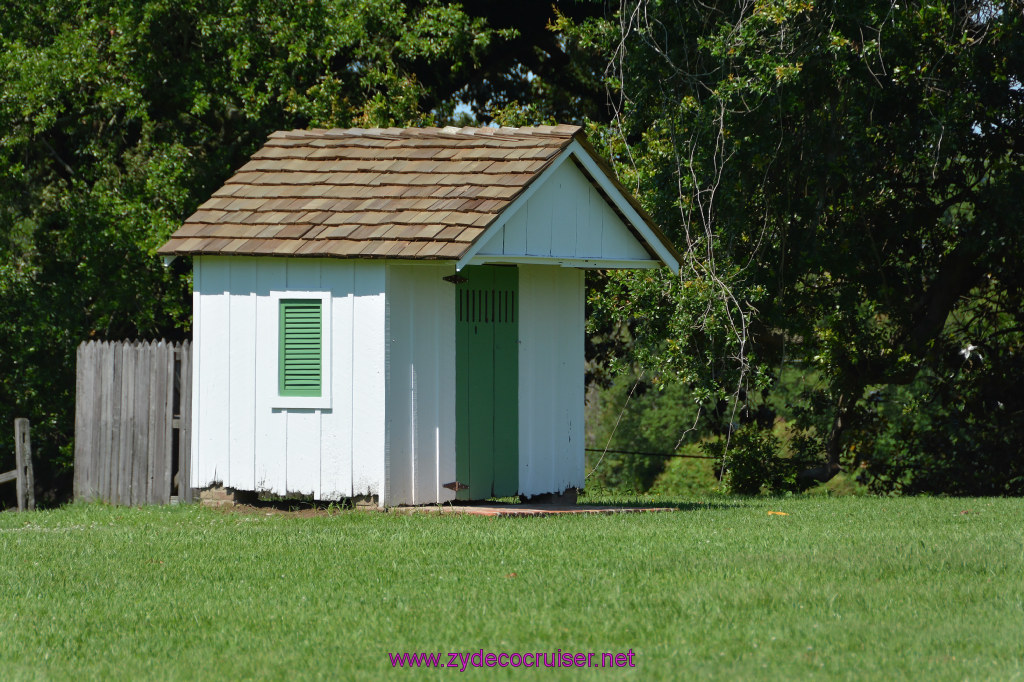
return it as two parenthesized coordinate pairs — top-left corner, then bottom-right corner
(211, 489), (748, 516)
(462, 497), (747, 513)
(574, 490), (749, 512)
(579, 501), (745, 512)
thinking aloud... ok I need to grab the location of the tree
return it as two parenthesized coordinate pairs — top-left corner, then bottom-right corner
(452, 0), (614, 124)
(580, 0), (1024, 490)
(0, 0), (523, 501)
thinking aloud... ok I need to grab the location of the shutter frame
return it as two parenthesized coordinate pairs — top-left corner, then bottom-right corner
(279, 298), (323, 397)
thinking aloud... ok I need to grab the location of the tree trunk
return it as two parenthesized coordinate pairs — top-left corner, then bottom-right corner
(798, 390), (849, 484)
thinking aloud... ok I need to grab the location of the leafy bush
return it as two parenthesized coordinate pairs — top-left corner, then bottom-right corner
(706, 426), (820, 495)
(647, 444), (719, 497)
(585, 373), (706, 492)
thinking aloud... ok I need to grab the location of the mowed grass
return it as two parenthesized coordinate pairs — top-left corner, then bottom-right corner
(0, 497), (1022, 681)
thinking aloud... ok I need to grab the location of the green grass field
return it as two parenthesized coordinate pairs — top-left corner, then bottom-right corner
(1, 496), (1022, 680)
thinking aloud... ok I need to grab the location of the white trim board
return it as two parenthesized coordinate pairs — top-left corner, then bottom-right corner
(456, 140), (680, 272)
(467, 255), (661, 269)
(268, 290), (333, 410)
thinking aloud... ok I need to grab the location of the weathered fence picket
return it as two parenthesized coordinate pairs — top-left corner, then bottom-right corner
(74, 340), (192, 505)
(14, 419), (35, 511)
(177, 342), (193, 503)
(1, 419), (36, 511)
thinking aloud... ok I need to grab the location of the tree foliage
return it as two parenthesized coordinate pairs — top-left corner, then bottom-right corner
(585, 372), (704, 491)
(0, 0), (601, 500)
(580, 0), (1024, 492)
(5, 0), (1022, 500)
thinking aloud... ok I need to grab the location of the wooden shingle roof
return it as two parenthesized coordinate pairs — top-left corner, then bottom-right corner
(158, 125), (588, 260)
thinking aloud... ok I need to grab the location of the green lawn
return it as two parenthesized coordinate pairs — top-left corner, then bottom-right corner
(0, 497), (1022, 680)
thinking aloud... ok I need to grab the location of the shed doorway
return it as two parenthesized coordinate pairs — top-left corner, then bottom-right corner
(455, 265), (519, 499)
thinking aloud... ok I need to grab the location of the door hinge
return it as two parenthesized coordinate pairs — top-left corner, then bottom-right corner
(443, 274), (468, 285)
(443, 480), (469, 491)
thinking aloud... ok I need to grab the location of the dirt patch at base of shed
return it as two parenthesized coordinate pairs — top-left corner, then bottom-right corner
(212, 500), (679, 518)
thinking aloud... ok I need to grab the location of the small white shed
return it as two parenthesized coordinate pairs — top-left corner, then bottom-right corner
(158, 125), (679, 507)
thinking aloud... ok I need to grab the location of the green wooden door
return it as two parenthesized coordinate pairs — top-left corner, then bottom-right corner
(455, 265), (519, 499)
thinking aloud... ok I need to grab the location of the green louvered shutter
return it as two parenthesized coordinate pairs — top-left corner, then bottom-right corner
(279, 299), (322, 397)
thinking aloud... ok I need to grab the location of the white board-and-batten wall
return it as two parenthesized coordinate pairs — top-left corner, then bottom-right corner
(191, 257), (585, 506)
(191, 255), (388, 502)
(385, 263), (585, 504)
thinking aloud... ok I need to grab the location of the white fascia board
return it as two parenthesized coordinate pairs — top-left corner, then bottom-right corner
(455, 149), (575, 271)
(561, 140), (680, 272)
(467, 255), (662, 269)
(457, 140), (680, 272)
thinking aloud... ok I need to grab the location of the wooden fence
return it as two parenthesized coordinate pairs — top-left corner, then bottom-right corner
(1, 419), (35, 511)
(74, 340), (192, 505)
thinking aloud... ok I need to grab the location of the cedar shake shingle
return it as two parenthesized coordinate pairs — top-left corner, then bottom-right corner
(158, 125), (673, 263)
